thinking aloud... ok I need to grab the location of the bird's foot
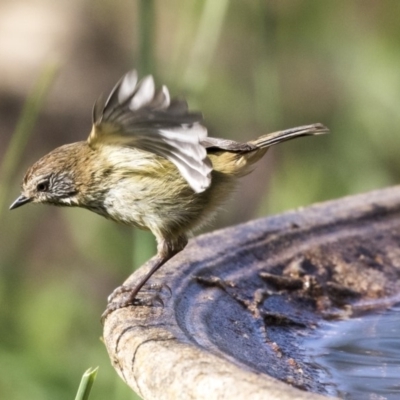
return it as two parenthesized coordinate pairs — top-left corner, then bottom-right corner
(101, 282), (171, 323)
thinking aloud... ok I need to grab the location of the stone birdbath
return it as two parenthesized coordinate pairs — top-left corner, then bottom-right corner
(103, 187), (400, 399)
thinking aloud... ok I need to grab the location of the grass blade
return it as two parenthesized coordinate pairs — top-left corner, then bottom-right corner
(74, 367), (99, 400)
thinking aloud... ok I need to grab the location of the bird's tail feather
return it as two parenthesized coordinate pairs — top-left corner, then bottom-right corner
(249, 123), (329, 149)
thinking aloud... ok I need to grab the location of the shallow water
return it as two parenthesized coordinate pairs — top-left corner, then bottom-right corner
(304, 305), (400, 400)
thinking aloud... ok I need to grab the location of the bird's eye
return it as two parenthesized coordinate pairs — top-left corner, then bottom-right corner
(36, 181), (49, 192)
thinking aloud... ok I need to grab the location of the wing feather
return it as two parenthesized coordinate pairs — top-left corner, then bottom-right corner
(89, 70), (212, 193)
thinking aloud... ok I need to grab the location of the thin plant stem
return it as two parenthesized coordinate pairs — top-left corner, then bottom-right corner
(0, 62), (59, 214)
(138, 0), (155, 76)
(183, 0), (229, 93)
(74, 367), (99, 400)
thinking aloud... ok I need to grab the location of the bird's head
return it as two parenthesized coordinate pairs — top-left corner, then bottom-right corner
(10, 143), (83, 210)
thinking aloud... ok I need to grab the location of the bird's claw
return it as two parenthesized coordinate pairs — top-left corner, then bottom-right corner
(101, 282), (171, 324)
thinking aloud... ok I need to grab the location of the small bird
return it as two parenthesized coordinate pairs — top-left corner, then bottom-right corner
(10, 70), (328, 309)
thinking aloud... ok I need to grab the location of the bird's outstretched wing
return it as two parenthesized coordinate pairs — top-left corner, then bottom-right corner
(88, 70), (212, 193)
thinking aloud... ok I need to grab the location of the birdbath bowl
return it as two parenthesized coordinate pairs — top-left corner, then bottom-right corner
(103, 187), (400, 400)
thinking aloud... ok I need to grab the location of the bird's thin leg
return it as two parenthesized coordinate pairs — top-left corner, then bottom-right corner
(126, 254), (172, 302)
(127, 235), (188, 302)
(102, 236), (187, 321)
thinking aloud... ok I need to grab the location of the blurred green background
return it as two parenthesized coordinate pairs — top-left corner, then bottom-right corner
(1, 0), (400, 399)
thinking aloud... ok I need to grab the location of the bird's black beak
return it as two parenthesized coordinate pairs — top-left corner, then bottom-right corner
(9, 195), (32, 210)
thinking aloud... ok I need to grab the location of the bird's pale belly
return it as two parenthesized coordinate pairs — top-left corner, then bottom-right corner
(99, 175), (202, 236)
